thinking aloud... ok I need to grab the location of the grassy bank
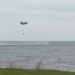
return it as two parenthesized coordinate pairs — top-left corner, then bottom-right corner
(0, 68), (75, 75)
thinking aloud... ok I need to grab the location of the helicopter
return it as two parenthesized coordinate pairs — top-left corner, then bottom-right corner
(20, 21), (28, 35)
(20, 21), (27, 25)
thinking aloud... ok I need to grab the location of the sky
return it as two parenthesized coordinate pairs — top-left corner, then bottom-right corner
(0, 0), (75, 41)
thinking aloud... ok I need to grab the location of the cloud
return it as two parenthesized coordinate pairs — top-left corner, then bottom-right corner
(0, 0), (75, 41)
(0, 0), (75, 22)
(1, 0), (75, 13)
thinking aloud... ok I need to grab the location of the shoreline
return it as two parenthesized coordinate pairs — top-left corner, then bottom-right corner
(0, 68), (75, 75)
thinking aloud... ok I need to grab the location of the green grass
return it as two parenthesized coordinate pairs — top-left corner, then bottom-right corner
(0, 68), (75, 75)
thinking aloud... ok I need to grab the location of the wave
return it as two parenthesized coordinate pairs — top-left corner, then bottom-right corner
(0, 41), (49, 45)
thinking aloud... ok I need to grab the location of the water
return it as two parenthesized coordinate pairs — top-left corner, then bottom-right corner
(0, 41), (75, 72)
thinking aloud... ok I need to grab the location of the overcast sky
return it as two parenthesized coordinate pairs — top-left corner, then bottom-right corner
(0, 0), (75, 41)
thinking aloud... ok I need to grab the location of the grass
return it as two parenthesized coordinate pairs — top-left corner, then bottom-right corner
(0, 68), (75, 75)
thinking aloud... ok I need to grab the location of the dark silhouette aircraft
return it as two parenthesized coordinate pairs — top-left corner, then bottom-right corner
(20, 21), (27, 25)
(20, 21), (28, 35)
